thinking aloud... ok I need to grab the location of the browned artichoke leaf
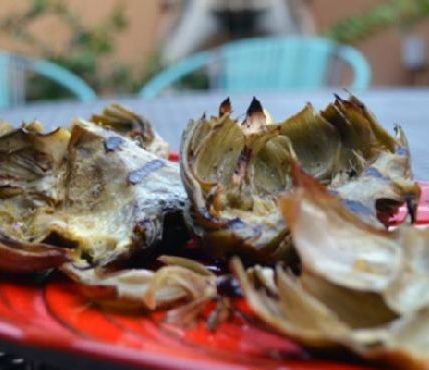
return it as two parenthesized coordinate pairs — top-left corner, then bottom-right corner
(280, 164), (429, 316)
(279, 103), (342, 183)
(374, 309), (429, 369)
(233, 257), (429, 369)
(90, 103), (169, 158)
(332, 135), (420, 225)
(191, 115), (244, 188)
(321, 96), (396, 168)
(231, 258), (351, 347)
(321, 96), (419, 225)
(384, 227), (429, 314)
(238, 165), (429, 368)
(233, 259), (401, 353)
(279, 166), (400, 292)
(62, 255), (216, 311)
(300, 270), (398, 329)
(0, 235), (70, 273)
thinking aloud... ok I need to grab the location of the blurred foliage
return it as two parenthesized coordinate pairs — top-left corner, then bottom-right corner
(0, 0), (146, 99)
(327, 0), (429, 45)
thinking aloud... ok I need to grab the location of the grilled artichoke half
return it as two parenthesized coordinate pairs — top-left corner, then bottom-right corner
(231, 168), (429, 369)
(0, 118), (186, 271)
(181, 96), (419, 263)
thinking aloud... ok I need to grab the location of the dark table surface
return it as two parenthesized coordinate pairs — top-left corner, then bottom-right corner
(0, 88), (428, 180)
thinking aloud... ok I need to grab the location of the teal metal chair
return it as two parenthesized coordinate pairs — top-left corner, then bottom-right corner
(139, 37), (371, 99)
(0, 51), (96, 109)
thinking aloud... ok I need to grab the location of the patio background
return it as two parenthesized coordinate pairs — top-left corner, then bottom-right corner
(1, 0), (429, 92)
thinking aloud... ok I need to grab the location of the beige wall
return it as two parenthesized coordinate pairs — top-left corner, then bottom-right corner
(1, 0), (429, 87)
(311, 0), (429, 86)
(0, 0), (165, 71)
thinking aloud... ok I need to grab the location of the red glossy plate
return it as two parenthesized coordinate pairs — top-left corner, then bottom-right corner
(0, 182), (427, 370)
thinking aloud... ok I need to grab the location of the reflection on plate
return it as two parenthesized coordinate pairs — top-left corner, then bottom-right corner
(0, 183), (427, 370)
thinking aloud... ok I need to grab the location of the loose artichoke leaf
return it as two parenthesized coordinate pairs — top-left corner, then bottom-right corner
(384, 227), (429, 314)
(278, 166), (401, 292)
(231, 258), (351, 347)
(300, 270), (398, 329)
(158, 255), (215, 277)
(351, 309), (429, 370)
(0, 235), (70, 273)
(233, 258), (429, 369)
(62, 255), (216, 311)
(371, 308), (429, 369)
(280, 163), (428, 316)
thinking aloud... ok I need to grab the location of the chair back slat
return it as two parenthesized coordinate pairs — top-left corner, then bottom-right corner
(0, 53), (11, 109)
(139, 36), (372, 99)
(0, 52), (96, 109)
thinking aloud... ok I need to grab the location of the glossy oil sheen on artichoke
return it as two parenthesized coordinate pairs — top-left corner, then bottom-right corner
(180, 96), (419, 263)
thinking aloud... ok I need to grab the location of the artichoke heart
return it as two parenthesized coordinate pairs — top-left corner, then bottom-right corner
(181, 96), (419, 263)
(0, 117), (186, 271)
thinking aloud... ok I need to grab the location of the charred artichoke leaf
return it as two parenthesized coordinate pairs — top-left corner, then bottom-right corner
(90, 103), (169, 158)
(42, 119), (186, 266)
(62, 255), (216, 311)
